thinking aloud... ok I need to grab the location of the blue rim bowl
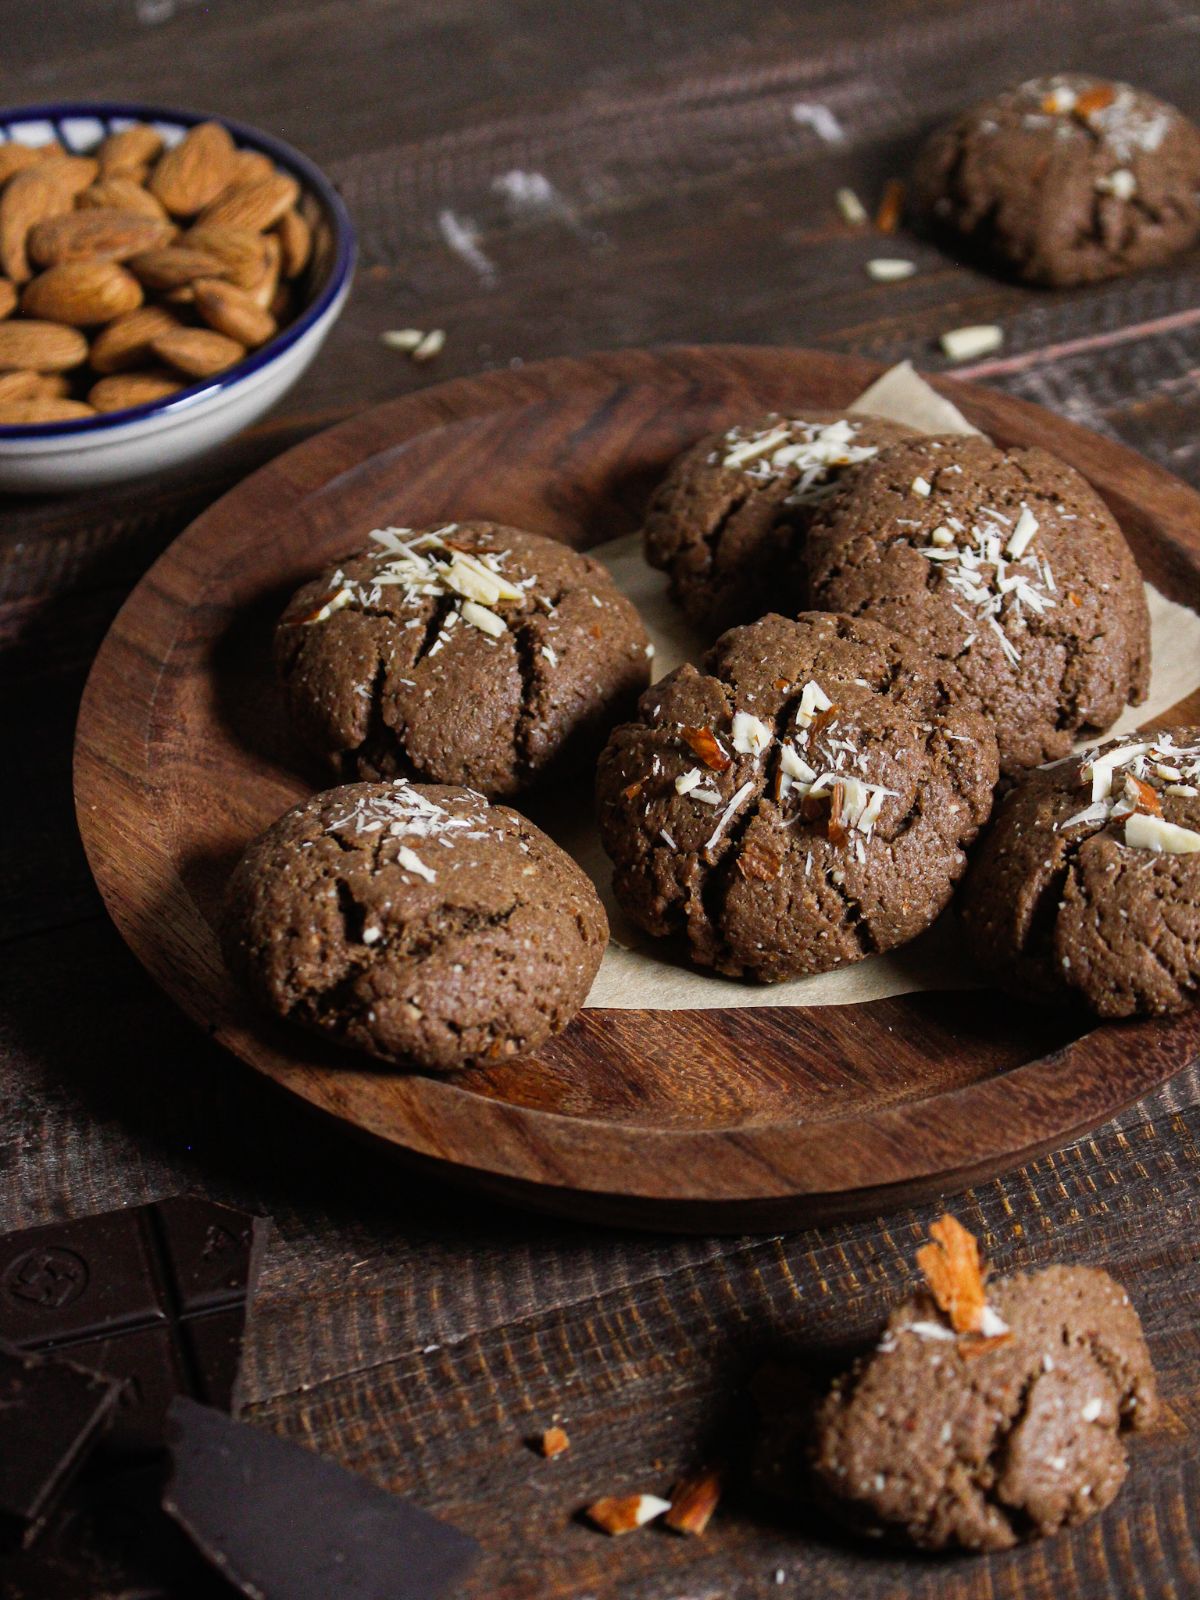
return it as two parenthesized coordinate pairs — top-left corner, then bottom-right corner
(0, 100), (356, 439)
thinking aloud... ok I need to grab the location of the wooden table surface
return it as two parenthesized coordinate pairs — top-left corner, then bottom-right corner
(4, 3), (1200, 1595)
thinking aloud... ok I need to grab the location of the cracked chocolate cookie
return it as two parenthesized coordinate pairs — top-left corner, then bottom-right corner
(805, 435), (1150, 776)
(962, 727), (1200, 1017)
(221, 779), (608, 1072)
(813, 1261), (1157, 1552)
(641, 412), (916, 633)
(276, 521), (652, 800)
(596, 611), (998, 981)
(912, 74), (1200, 286)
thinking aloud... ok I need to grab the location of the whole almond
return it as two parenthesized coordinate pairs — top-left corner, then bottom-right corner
(268, 281), (292, 322)
(0, 278), (13, 319)
(193, 277), (276, 347)
(229, 149), (276, 186)
(0, 369), (43, 405)
(181, 225), (266, 289)
(80, 176), (170, 221)
(89, 370), (183, 412)
(196, 174), (299, 234)
(152, 326), (245, 377)
(0, 398), (95, 424)
(97, 123), (164, 175)
(128, 245), (223, 291)
(21, 260), (144, 325)
(0, 142), (62, 186)
(0, 158), (97, 283)
(247, 233), (282, 309)
(0, 320), (88, 371)
(29, 208), (174, 267)
(149, 121), (237, 216)
(90, 304), (182, 373)
(276, 208), (312, 278)
(34, 372), (71, 399)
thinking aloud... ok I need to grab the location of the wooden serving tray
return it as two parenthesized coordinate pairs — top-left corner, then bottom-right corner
(74, 346), (1200, 1231)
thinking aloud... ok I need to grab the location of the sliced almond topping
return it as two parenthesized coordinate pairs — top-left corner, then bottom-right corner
(584, 1493), (671, 1535)
(737, 838), (783, 882)
(826, 779), (848, 846)
(915, 1214), (987, 1335)
(537, 1425), (570, 1458)
(664, 1469), (721, 1536)
(681, 725), (732, 772)
(622, 780), (644, 801)
(1073, 83), (1116, 119)
(1125, 774), (1163, 817)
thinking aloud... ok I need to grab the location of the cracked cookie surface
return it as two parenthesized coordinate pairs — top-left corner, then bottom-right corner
(962, 726), (1200, 1016)
(812, 1265), (1157, 1552)
(805, 435), (1150, 775)
(596, 611), (998, 982)
(221, 779), (608, 1072)
(912, 74), (1200, 286)
(276, 520), (651, 800)
(641, 411), (915, 634)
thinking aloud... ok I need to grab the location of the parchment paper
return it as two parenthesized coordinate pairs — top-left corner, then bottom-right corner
(564, 365), (1200, 1009)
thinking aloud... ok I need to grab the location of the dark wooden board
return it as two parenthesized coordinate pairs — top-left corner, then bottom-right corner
(73, 344), (1200, 1230)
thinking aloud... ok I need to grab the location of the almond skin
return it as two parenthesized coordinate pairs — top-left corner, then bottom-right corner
(21, 260), (144, 325)
(128, 245), (224, 291)
(276, 208), (312, 278)
(149, 121), (237, 217)
(89, 370), (182, 411)
(229, 149), (276, 186)
(247, 233), (282, 309)
(152, 326), (246, 377)
(79, 176), (170, 221)
(0, 278), (13, 319)
(89, 304), (182, 373)
(0, 143), (61, 185)
(181, 225), (267, 289)
(0, 158), (98, 283)
(0, 320), (89, 371)
(196, 174), (299, 233)
(0, 397), (95, 423)
(28, 208), (174, 267)
(193, 277), (276, 347)
(0, 369), (44, 404)
(97, 124), (164, 175)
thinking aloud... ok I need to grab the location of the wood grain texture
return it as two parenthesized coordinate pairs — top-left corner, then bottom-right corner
(6, 2), (1200, 1594)
(74, 345), (1200, 1229)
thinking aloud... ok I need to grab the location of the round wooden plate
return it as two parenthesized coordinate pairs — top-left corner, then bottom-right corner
(75, 346), (1200, 1231)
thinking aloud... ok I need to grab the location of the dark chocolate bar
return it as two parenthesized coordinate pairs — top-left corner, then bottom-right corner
(0, 1342), (123, 1550)
(165, 1398), (480, 1600)
(0, 1196), (269, 1454)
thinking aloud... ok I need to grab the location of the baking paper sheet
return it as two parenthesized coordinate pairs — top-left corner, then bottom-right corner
(563, 365), (1200, 1009)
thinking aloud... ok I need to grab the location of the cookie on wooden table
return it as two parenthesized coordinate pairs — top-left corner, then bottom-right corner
(912, 74), (1200, 286)
(961, 727), (1200, 1017)
(276, 521), (651, 800)
(812, 1216), (1157, 1552)
(596, 611), (998, 982)
(221, 779), (608, 1072)
(641, 411), (916, 633)
(805, 434), (1150, 775)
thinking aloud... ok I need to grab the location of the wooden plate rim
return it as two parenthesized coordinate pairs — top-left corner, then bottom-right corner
(74, 344), (1200, 1212)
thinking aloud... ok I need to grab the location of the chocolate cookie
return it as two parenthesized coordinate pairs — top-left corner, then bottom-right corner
(961, 727), (1200, 1017)
(641, 412), (915, 632)
(813, 1264), (1157, 1552)
(596, 611), (998, 981)
(913, 74), (1200, 286)
(805, 435), (1150, 775)
(221, 779), (608, 1072)
(276, 521), (652, 800)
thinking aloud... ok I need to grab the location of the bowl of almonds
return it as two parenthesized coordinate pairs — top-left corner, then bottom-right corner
(0, 102), (354, 492)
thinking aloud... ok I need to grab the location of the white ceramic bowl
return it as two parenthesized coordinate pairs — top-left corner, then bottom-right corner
(0, 102), (356, 493)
